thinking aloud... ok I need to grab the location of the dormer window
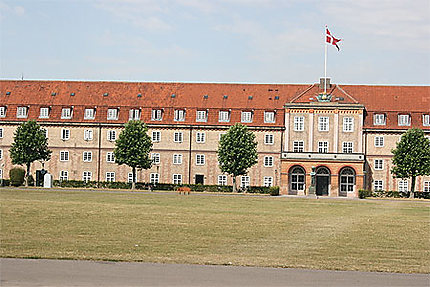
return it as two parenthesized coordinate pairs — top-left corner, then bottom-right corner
(17, 106), (28, 118)
(107, 108), (119, 120)
(373, 114), (386, 125)
(61, 107), (72, 119)
(219, 110), (230, 122)
(241, 111), (253, 123)
(0, 106), (6, 118)
(39, 107), (50, 119)
(84, 108), (96, 120)
(174, 109), (186, 121)
(423, 114), (430, 126)
(196, 110), (207, 122)
(129, 109), (141, 120)
(398, 114), (410, 126)
(264, 111), (275, 123)
(151, 109), (163, 121)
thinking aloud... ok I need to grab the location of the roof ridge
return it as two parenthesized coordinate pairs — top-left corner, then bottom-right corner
(289, 84), (316, 102)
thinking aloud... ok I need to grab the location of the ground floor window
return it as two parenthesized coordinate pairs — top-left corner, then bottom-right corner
(173, 174), (182, 185)
(218, 175), (227, 186)
(289, 166), (305, 194)
(339, 167), (355, 195)
(374, 180), (383, 191)
(241, 176), (250, 188)
(398, 180), (408, 192)
(83, 171), (92, 182)
(150, 173), (159, 184)
(59, 170), (68, 181)
(128, 172), (137, 183)
(106, 172), (115, 182)
(263, 176), (273, 187)
(424, 181), (430, 192)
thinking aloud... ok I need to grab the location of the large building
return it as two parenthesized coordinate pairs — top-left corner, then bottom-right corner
(0, 79), (429, 197)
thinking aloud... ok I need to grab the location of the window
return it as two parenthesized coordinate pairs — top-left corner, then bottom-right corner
(61, 129), (70, 140)
(241, 111), (253, 123)
(423, 114), (430, 126)
(84, 108), (95, 120)
(61, 107), (72, 119)
(173, 154), (183, 164)
(83, 151), (92, 162)
(374, 159), (384, 170)
(17, 106), (28, 118)
(318, 116), (329, 131)
(0, 128), (3, 138)
(84, 129), (93, 141)
(107, 130), (116, 142)
(240, 176), (250, 188)
(373, 114), (386, 125)
(150, 173), (159, 184)
(264, 176), (273, 187)
(106, 152), (115, 163)
(342, 142), (353, 153)
(173, 174), (182, 185)
(0, 149), (2, 159)
(343, 117), (354, 132)
(83, 171), (92, 182)
(39, 107), (50, 119)
(174, 109), (186, 121)
(374, 136), (384, 147)
(398, 180), (408, 192)
(374, 180), (384, 191)
(60, 151), (69, 161)
(106, 172), (115, 182)
(0, 106), (6, 117)
(290, 166), (305, 193)
(398, 114), (410, 126)
(152, 131), (161, 143)
(339, 168), (355, 195)
(264, 111), (275, 123)
(294, 116), (304, 131)
(196, 154), (205, 165)
(264, 134), (274, 145)
(129, 109), (140, 120)
(219, 111), (230, 122)
(128, 172), (137, 183)
(59, 171), (68, 181)
(218, 175), (227, 186)
(151, 153), (160, 164)
(293, 141), (304, 152)
(107, 108), (118, 120)
(264, 156), (274, 167)
(173, 132), (183, 143)
(424, 181), (430, 192)
(196, 110), (207, 122)
(318, 141), (329, 153)
(196, 132), (205, 143)
(151, 109), (163, 121)
(0, 169), (2, 180)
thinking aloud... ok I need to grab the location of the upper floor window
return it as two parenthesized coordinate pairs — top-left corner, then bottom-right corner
(294, 116), (304, 131)
(196, 132), (205, 143)
(174, 109), (186, 121)
(264, 134), (274, 145)
(60, 151), (69, 161)
(107, 108), (118, 120)
(0, 106), (6, 118)
(84, 129), (93, 141)
(84, 108), (95, 120)
(39, 107), (50, 119)
(17, 106), (28, 118)
(61, 107), (72, 119)
(219, 111), (230, 122)
(423, 114), (430, 126)
(0, 128), (3, 138)
(129, 109), (141, 121)
(196, 154), (205, 165)
(241, 111), (253, 123)
(83, 151), (92, 162)
(342, 142), (353, 153)
(375, 136), (384, 147)
(174, 132), (183, 143)
(0, 149), (3, 160)
(264, 111), (275, 123)
(151, 109), (163, 121)
(318, 141), (329, 153)
(196, 110), (207, 122)
(343, 117), (354, 132)
(398, 114), (410, 126)
(264, 156), (274, 167)
(374, 159), (384, 170)
(373, 114), (386, 125)
(173, 154), (183, 164)
(151, 153), (160, 164)
(61, 128), (70, 141)
(293, 141), (304, 152)
(106, 152), (115, 163)
(318, 117), (329, 132)
(152, 131), (161, 143)
(107, 130), (116, 142)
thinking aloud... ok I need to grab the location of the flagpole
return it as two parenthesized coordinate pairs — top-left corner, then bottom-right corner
(324, 25), (327, 94)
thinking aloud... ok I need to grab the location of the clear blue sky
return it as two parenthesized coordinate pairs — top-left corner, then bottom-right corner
(1, 0), (429, 85)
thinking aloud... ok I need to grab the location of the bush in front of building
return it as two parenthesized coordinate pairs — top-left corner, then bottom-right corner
(1, 179), (11, 186)
(9, 167), (26, 186)
(359, 189), (429, 199)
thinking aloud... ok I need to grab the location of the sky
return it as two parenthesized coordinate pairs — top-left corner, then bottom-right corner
(1, 0), (429, 85)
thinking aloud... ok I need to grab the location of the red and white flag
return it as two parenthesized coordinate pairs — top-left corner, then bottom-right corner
(326, 27), (341, 51)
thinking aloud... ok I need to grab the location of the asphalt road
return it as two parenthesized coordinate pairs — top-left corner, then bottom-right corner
(1, 258), (429, 287)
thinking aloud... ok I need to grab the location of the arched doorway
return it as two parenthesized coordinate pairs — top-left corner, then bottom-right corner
(339, 167), (355, 197)
(316, 166), (330, 196)
(289, 166), (305, 195)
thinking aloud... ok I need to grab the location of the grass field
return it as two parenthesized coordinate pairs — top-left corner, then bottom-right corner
(1, 188), (429, 273)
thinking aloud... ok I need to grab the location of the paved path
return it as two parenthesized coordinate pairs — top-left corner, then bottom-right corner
(1, 258), (428, 287)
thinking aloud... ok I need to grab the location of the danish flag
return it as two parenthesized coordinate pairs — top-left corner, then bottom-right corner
(326, 28), (341, 51)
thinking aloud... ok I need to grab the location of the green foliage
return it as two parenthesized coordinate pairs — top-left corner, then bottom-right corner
(9, 120), (51, 177)
(358, 189), (430, 199)
(9, 167), (26, 186)
(1, 179), (11, 187)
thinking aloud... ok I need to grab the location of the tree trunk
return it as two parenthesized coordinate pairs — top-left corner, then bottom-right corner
(232, 176), (237, 193)
(410, 176), (416, 199)
(25, 163), (30, 187)
(132, 167), (136, 190)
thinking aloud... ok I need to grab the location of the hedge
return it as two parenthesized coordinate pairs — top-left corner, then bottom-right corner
(9, 167), (26, 187)
(359, 189), (430, 199)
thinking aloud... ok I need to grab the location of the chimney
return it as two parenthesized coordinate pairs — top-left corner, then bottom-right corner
(319, 78), (331, 90)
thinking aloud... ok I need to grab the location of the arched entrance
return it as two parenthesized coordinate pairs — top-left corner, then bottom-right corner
(316, 166), (330, 196)
(289, 166), (305, 195)
(339, 167), (355, 197)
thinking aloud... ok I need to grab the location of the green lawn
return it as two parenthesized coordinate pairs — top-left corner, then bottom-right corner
(1, 189), (429, 273)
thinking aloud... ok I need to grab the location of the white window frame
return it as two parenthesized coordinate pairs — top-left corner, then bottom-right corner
(173, 174), (182, 185)
(294, 116), (304, 131)
(374, 159), (384, 170)
(422, 115), (430, 126)
(196, 110), (207, 122)
(83, 151), (92, 162)
(150, 173), (159, 184)
(106, 172), (116, 182)
(151, 109), (163, 121)
(174, 109), (186, 122)
(374, 136), (384, 147)
(196, 132), (206, 143)
(264, 111), (275, 123)
(61, 128), (70, 141)
(318, 141), (329, 153)
(84, 108), (95, 120)
(59, 170), (69, 181)
(264, 156), (274, 167)
(128, 172), (137, 183)
(173, 154), (183, 165)
(398, 180), (408, 192)
(173, 132), (183, 143)
(0, 169), (2, 180)
(129, 109), (141, 121)
(218, 175), (227, 186)
(0, 106), (6, 118)
(0, 128), (3, 139)
(84, 129), (93, 141)
(151, 153), (160, 164)
(196, 154), (205, 165)
(318, 116), (329, 132)
(264, 176), (273, 187)
(107, 108), (118, 120)
(374, 114), (386, 125)
(61, 107), (72, 119)
(374, 180), (384, 191)
(0, 149), (3, 160)
(241, 111), (253, 123)
(17, 106), (28, 118)
(342, 142), (353, 154)
(398, 114), (410, 126)
(107, 130), (116, 142)
(83, 171), (92, 182)
(343, 117), (354, 132)
(39, 107), (50, 119)
(60, 151), (69, 162)
(293, 141), (304, 152)
(240, 176), (250, 188)
(219, 111), (230, 122)
(152, 131), (161, 143)
(264, 134), (274, 145)
(106, 152), (115, 163)
(424, 181), (430, 192)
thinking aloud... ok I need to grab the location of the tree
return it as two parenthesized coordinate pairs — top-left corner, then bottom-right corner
(10, 120), (52, 186)
(217, 123), (258, 192)
(391, 128), (430, 198)
(114, 121), (153, 189)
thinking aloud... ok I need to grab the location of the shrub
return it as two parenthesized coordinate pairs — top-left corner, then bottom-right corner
(269, 186), (280, 196)
(9, 167), (26, 186)
(1, 179), (11, 186)
(359, 189), (372, 199)
(27, 175), (35, 186)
